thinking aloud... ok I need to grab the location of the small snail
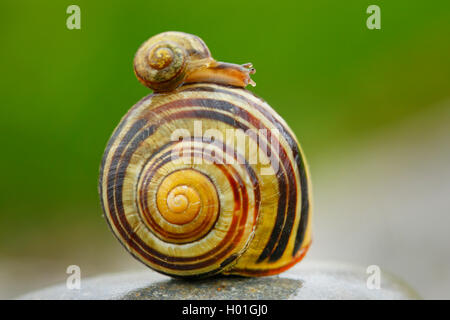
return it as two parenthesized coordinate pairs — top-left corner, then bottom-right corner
(99, 31), (312, 278)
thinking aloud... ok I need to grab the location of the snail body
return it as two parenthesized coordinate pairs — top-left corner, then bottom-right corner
(99, 32), (312, 277)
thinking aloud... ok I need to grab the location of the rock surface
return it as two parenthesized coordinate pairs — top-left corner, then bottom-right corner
(17, 261), (420, 300)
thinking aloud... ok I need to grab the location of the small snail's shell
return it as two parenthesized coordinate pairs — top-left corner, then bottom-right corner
(134, 32), (212, 92)
(99, 83), (312, 277)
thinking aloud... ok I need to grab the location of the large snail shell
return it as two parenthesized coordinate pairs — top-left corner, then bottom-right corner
(99, 83), (312, 277)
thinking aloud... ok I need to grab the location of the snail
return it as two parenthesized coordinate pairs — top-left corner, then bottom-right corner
(99, 31), (312, 278)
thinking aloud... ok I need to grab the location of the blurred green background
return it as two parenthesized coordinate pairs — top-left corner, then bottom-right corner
(0, 0), (449, 298)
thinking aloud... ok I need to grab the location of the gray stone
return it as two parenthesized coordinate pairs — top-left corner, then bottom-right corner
(17, 261), (420, 300)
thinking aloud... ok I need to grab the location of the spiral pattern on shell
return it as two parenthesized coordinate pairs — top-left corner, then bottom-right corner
(99, 83), (312, 277)
(134, 32), (212, 92)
